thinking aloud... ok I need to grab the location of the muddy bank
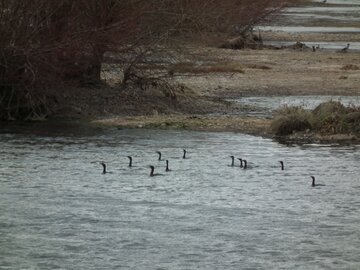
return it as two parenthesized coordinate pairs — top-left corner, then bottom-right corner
(93, 113), (359, 144)
(94, 114), (270, 136)
(171, 46), (360, 98)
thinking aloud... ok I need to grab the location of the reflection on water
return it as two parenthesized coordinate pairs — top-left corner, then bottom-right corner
(0, 127), (360, 269)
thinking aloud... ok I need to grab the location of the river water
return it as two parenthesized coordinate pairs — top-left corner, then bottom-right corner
(0, 125), (359, 269)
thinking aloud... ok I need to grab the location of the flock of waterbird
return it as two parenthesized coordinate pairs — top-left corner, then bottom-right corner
(99, 149), (324, 187)
(311, 43), (350, 53)
(100, 149), (188, 177)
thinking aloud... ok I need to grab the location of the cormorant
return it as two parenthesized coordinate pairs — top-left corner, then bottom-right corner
(238, 158), (243, 168)
(279, 161), (284, 171)
(165, 160), (171, 172)
(243, 159), (247, 169)
(156, 151), (162, 161)
(100, 162), (107, 174)
(311, 176), (325, 187)
(149, 165), (163, 177)
(229, 156), (235, 167)
(127, 156), (133, 167)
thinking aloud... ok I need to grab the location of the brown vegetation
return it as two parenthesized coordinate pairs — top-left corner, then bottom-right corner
(341, 64), (360, 71)
(169, 62), (245, 74)
(271, 101), (360, 136)
(0, 0), (293, 121)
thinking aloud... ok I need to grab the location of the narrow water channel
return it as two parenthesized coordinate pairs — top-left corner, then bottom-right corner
(260, 0), (360, 51)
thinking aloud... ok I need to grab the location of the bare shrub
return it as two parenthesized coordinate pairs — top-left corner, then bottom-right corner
(271, 101), (360, 136)
(271, 106), (313, 135)
(0, 0), (293, 120)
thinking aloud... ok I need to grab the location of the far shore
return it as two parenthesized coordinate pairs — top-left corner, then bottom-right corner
(89, 28), (360, 144)
(92, 113), (360, 145)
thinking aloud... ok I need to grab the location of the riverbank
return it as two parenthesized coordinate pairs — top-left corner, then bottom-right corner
(90, 39), (360, 143)
(16, 0), (360, 144)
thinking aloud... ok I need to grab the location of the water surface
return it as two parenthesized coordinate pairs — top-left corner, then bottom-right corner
(0, 127), (359, 269)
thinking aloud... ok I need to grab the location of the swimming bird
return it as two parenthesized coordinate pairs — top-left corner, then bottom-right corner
(149, 165), (163, 177)
(100, 162), (107, 174)
(182, 149), (187, 159)
(243, 159), (248, 169)
(229, 156), (235, 167)
(165, 160), (171, 172)
(238, 158), (243, 168)
(339, 43), (350, 53)
(156, 151), (162, 161)
(279, 161), (284, 171)
(127, 156), (133, 167)
(311, 176), (325, 187)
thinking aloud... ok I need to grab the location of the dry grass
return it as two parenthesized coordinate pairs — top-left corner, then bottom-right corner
(170, 61), (273, 74)
(271, 106), (313, 135)
(341, 64), (359, 70)
(170, 62), (245, 74)
(271, 101), (360, 136)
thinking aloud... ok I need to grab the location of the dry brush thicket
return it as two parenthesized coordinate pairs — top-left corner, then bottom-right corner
(271, 101), (360, 136)
(0, 0), (292, 120)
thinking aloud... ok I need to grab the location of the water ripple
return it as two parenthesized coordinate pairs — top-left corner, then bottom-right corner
(0, 128), (359, 269)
